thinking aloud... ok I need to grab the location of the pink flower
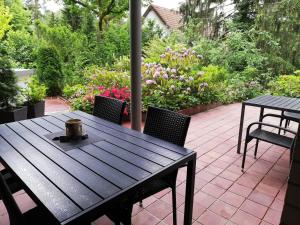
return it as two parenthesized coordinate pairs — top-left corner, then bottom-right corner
(162, 74), (168, 79)
(146, 80), (156, 85)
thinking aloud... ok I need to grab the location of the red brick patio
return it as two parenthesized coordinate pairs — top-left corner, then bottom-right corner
(1, 103), (294, 225)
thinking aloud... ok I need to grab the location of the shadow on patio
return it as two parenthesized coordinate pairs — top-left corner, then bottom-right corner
(0, 103), (292, 225)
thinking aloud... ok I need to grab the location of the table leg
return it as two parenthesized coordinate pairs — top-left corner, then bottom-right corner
(237, 103), (246, 154)
(184, 154), (196, 225)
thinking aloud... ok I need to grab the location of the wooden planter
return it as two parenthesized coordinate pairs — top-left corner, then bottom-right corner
(0, 106), (28, 124)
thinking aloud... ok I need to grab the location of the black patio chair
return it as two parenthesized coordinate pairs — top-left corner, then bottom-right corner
(93, 96), (126, 125)
(0, 169), (56, 225)
(279, 111), (300, 134)
(241, 113), (297, 172)
(108, 106), (191, 225)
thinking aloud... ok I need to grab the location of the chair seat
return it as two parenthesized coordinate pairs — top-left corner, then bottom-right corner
(1, 169), (23, 195)
(22, 207), (54, 225)
(249, 128), (294, 149)
(284, 111), (300, 121)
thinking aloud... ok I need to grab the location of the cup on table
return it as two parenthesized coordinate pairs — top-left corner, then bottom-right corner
(65, 119), (83, 139)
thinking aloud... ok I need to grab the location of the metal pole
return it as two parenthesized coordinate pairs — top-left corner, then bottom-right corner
(130, 0), (142, 132)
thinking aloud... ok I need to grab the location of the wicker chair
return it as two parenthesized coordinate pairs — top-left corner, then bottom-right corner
(93, 96), (126, 125)
(0, 169), (56, 225)
(109, 106), (191, 225)
(241, 113), (297, 172)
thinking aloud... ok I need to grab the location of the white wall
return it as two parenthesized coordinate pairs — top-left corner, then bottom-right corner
(144, 10), (169, 34)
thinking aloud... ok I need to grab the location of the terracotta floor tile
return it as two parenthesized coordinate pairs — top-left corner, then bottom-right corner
(219, 191), (245, 208)
(179, 201), (206, 220)
(93, 216), (114, 225)
(210, 176), (233, 190)
(230, 210), (261, 225)
(132, 210), (161, 225)
(219, 170), (241, 182)
(229, 183), (252, 198)
(248, 191), (275, 207)
(146, 200), (172, 220)
(195, 177), (209, 190)
(194, 191), (216, 208)
(201, 183), (226, 198)
(160, 191), (185, 208)
(240, 200), (268, 219)
(209, 200), (237, 219)
(237, 173), (262, 189)
(197, 210), (228, 225)
(196, 170), (216, 182)
(270, 199), (284, 212)
(263, 209), (281, 225)
(162, 210), (184, 225)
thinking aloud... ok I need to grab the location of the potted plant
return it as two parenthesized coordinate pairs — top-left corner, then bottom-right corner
(0, 57), (27, 124)
(23, 76), (47, 119)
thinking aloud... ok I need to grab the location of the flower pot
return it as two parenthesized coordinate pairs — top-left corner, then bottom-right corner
(0, 106), (28, 124)
(27, 100), (45, 119)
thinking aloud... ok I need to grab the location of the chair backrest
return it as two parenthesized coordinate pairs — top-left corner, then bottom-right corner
(93, 96), (126, 125)
(143, 106), (191, 147)
(0, 171), (24, 225)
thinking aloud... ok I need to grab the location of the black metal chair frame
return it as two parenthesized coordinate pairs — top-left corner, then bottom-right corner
(279, 111), (300, 134)
(109, 106), (191, 225)
(93, 96), (126, 125)
(241, 113), (297, 172)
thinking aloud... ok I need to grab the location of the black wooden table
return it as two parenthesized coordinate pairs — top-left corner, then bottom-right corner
(237, 95), (300, 153)
(0, 111), (196, 225)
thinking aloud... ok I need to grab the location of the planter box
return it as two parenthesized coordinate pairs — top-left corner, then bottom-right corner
(178, 103), (222, 116)
(123, 103), (222, 122)
(0, 106), (28, 124)
(27, 100), (45, 119)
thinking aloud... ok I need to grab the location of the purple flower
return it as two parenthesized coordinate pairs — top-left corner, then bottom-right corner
(162, 74), (169, 79)
(146, 80), (156, 85)
(199, 82), (209, 90)
(165, 47), (171, 52)
(153, 71), (160, 78)
(171, 68), (177, 73)
(179, 76), (185, 81)
(160, 54), (166, 58)
(189, 76), (194, 81)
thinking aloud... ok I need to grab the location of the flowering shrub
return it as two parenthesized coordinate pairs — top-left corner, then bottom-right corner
(98, 86), (130, 115)
(142, 47), (206, 110)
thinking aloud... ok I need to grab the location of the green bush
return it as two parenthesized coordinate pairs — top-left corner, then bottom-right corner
(4, 30), (37, 68)
(23, 76), (47, 104)
(0, 56), (19, 108)
(36, 46), (64, 96)
(268, 73), (300, 97)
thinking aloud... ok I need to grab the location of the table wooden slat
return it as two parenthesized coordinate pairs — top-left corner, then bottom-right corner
(7, 122), (121, 199)
(45, 115), (173, 167)
(0, 124), (100, 209)
(0, 111), (196, 225)
(64, 112), (184, 159)
(0, 137), (81, 222)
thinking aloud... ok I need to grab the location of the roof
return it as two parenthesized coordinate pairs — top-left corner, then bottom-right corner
(143, 4), (183, 30)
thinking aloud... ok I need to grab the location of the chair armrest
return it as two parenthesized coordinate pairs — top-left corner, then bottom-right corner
(262, 113), (286, 121)
(246, 122), (297, 136)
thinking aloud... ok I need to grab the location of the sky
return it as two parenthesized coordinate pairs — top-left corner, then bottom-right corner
(43, 0), (183, 12)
